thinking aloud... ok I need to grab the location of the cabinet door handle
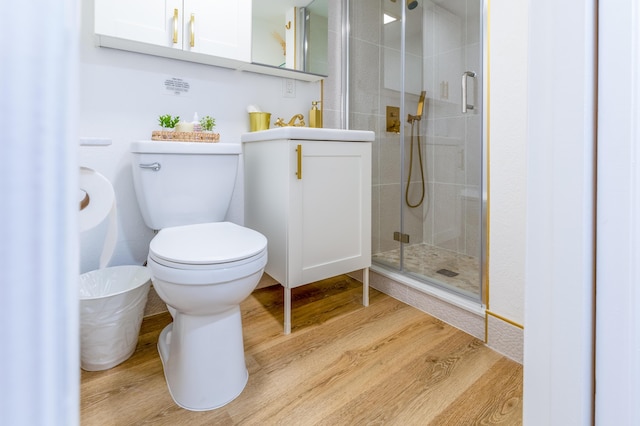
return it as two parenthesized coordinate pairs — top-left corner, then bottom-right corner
(190, 14), (195, 48)
(172, 9), (179, 44)
(296, 144), (302, 180)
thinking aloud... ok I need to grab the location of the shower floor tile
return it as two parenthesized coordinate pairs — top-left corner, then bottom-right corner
(372, 243), (481, 298)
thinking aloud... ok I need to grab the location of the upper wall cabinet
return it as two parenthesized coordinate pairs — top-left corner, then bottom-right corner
(95, 0), (252, 68)
(94, 0), (183, 47)
(184, 0), (251, 60)
(94, 0), (325, 82)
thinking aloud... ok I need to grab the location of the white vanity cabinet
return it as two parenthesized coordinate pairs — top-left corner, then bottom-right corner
(95, 0), (252, 64)
(242, 128), (374, 334)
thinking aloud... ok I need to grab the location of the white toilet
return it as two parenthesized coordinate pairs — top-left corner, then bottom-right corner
(130, 140), (267, 411)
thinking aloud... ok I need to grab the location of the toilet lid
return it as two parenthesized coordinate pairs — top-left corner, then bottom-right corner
(149, 222), (267, 266)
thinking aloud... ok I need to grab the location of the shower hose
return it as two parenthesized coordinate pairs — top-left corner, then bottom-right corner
(405, 119), (426, 208)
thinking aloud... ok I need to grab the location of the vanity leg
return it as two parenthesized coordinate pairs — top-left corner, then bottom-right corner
(284, 285), (292, 335)
(363, 267), (370, 307)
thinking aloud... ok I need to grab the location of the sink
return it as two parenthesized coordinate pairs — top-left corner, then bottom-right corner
(241, 127), (375, 142)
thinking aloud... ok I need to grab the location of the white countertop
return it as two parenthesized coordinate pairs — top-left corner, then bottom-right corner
(241, 127), (375, 142)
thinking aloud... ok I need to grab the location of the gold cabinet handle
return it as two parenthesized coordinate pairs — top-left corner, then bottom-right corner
(296, 144), (302, 180)
(173, 9), (178, 44)
(190, 14), (195, 47)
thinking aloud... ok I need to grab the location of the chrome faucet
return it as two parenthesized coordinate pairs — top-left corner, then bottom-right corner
(275, 114), (306, 127)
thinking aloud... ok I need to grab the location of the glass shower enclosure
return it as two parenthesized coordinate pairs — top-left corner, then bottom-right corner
(348, 0), (486, 302)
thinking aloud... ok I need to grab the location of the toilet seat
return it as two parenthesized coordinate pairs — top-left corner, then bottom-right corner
(148, 222), (268, 285)
(149, 221), (267, 268)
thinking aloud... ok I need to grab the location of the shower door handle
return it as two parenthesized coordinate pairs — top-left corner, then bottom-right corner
(462, 71), (477, 113)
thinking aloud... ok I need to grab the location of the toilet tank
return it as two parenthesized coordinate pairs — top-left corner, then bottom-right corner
(130, 141), (242, 230)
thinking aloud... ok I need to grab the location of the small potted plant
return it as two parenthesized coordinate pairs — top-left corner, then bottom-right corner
(200, 115), (216, 132)
(158, 114), (180, 130)
(152, 114), (181, 141)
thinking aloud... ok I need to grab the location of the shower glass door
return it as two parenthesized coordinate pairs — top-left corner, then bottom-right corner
(353, 0), (484, 302)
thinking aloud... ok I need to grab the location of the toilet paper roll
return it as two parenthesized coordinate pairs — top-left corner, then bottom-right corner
(79, 167), (117, 272)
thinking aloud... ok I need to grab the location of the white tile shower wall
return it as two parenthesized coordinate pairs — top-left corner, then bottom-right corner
(324, 0), (346, 129)
(350, 0), (397, 254)
(423, 1), (482, 256)
(79, 1), (342, 268)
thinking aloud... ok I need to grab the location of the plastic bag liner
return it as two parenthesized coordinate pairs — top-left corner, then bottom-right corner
(79, 265), (151, 371)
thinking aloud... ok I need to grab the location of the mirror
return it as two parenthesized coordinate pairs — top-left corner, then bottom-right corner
(252, 0), (328, 76)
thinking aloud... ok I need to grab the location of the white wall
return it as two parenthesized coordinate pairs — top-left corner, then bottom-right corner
(488, 0), (527, 325)
(79, 1), (320, 268)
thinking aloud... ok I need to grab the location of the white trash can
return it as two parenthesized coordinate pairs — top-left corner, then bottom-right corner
(79, 265), (151, 371)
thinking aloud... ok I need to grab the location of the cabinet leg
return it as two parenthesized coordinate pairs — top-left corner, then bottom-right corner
(284, 286), (291, 335)
(363, 267), (370, 307)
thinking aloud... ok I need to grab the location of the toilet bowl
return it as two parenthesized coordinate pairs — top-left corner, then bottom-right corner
(147, 221), (267, 411)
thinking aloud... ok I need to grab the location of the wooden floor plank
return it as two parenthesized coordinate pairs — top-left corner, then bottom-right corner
(80, 276), (522, 425)
(429, 357), (524, 425)
(231, 301), (440, 424)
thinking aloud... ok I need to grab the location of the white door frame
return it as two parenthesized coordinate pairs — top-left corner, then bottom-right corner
(525, 0), (597, 424)
(595, 1), (640, 423)
(526, 0), (640, 423)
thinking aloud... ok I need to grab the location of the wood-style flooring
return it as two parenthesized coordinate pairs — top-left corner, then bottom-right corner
(81, 275), (523, 425)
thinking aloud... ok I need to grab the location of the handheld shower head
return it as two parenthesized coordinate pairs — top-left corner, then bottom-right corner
(416, 90), (426, 117)
(408, 90), (426, 124)
(407, 0), (419, 10)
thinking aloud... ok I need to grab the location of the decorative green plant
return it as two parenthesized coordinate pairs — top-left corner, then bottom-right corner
(158, 114), (180, 129)
(200, 115), (216, 131)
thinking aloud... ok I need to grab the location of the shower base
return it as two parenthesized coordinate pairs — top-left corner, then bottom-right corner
(372, 243), (481, 299)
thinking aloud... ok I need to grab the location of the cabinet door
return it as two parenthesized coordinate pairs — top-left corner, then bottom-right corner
(289, 141), (372, 286)
(183, 0), (252, 61)
(95, 0), (182, 49)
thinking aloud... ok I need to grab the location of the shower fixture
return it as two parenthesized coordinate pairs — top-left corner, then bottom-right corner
(405, 91), (426, 208)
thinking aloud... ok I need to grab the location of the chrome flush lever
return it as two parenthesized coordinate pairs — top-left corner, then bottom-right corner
(462, 71), (477, 113)
(139, 162), (161, 171)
